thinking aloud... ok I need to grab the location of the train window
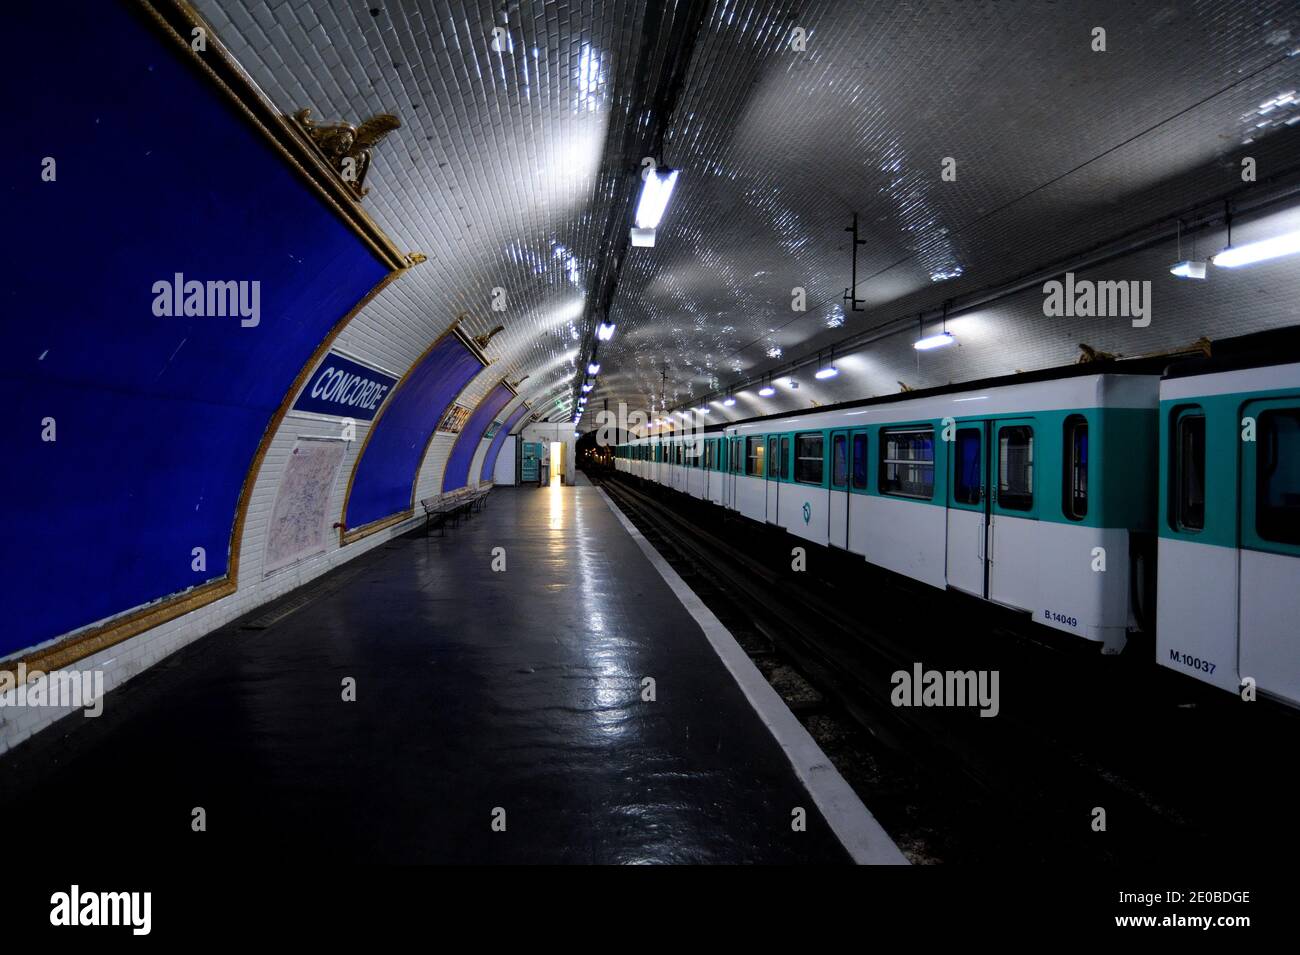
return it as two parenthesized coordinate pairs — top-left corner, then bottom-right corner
(746, 436), (765, 476)
(766, 437), (779, 479)
(997, 425), (1034, 511)
(795, 433), (825, 485)
(1257, 409), (1300, 545)
(1063, 416), (1088, 520)
(852, 432), (869, 490)
(1174, 411), (1206, 531)
(704, 440), (714, 470)
(832, 434), (848, 488)
(879, 428), (935, 499)
(780, 436), (791, 479)
(953, 427), (982, 505)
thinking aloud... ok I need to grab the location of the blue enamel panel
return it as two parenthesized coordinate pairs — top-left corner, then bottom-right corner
(480, 403), (531, 482)
(443, 384), (514, 492)
(345, 335), (482, 529)
(2, 2), (388, 657)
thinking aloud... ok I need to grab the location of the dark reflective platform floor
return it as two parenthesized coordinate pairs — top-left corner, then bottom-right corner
(0, 483), (850, 863)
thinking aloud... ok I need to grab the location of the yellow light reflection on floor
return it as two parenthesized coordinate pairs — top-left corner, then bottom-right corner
(548, 476), (565, 528)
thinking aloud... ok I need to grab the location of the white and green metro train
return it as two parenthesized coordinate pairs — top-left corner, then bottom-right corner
(614, 329), (1300, 707)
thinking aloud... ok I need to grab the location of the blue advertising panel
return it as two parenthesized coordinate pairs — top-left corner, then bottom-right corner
(2, 2), (390, 659)
(443, 384), (515, 492)
(292, 352), (397, 421)
(480, 403), (531, 482)
(344, 334), (483, 531)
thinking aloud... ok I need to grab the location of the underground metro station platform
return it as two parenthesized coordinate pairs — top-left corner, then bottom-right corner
(4, 0), (1300, 933)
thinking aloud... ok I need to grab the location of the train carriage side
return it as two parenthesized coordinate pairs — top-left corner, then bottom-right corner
(1156, 355), (1300, 706)
(725, 371), (1160, 651)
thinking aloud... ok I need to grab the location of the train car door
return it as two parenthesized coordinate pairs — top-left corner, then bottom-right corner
(828, 429), (850, 549)
(765, 434), (780, 523)
(702, 438), (711, 499)
(721, 436), (730, 507)
(945, 422), (988, 597)
(987, 418), (1039, 611)
(1238, 398), (1300, 703)
(733, 433), (743, 509)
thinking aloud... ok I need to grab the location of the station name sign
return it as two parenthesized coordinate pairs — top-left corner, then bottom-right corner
(292, 352), (397, 421)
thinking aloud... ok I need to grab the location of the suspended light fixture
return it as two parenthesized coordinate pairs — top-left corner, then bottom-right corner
(1170, 218), (1207, 279)
(723, 396), (736, 406)
(695, 406), (710, 414)
(581, 382), (594, 392)
(634, 169), (679, 229)
(1213, 229), (1300, 268)
(597, 321), (616, 341)
(1170, 260), (1207, 279)
(629, 167), (679, 248)
(914, 302), (957, 351)
(587, 362), (601, 375)
(814, 350), (838, 379)
(758, 378), (775, 397)
(914, 332), (955, 350)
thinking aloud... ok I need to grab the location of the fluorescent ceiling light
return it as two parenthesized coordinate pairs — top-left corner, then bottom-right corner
(1170, 260), (1207, 279)
(758, 385), (775, 397)
(1212, 230), (1300, 268)
(587, 362), (600, 375)
(630, 227), (656, 247)
(597, 322), (616, 341)
(814, 365), (838, 379)
(723, 397), (736, 406)
(635, 169), (679, 229)
(914, 331), (955, 350)
(581, 382), (593, 392)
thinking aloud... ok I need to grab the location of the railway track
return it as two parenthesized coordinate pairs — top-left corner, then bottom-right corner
(592, 468), (1300, 864)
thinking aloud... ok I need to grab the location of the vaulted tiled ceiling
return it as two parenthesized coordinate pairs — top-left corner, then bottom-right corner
(197, 0), (1300, 427)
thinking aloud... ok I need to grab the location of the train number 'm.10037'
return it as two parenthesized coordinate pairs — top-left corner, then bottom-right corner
(1169, 649), (1217, 675)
